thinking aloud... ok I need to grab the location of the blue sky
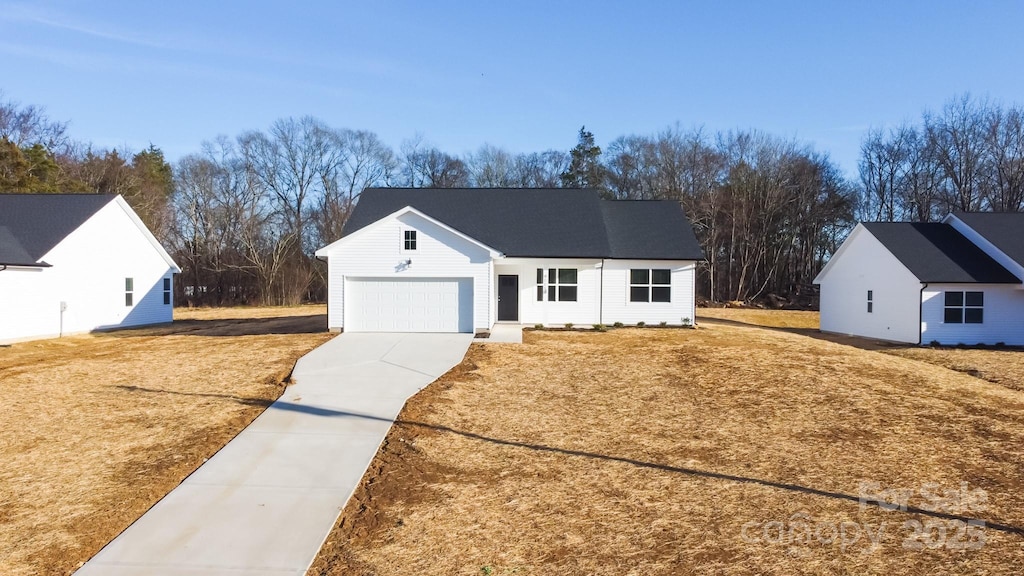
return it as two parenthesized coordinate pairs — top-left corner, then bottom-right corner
(2, 1), (1023, 178)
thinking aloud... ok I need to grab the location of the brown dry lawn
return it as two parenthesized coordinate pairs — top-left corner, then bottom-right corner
(312, 320), (1024, 575)
(0, 305), (331, 576)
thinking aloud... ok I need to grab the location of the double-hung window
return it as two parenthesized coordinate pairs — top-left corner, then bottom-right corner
(125, 277), (134, 307)
(944, 291), (983, 324)
(403, 230), (417, 251)
(867, 290), (873, 313)
(536, 268), (578, 302)
(163, 278), (172, 305)
(629, 269), (671, 302)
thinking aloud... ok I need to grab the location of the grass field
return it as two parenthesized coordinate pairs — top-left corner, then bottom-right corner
(0, 305), (331, 576)
(311, 318), (1024, 575)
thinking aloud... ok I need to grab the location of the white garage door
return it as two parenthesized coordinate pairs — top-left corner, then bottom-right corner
(346, 278), (473, 333)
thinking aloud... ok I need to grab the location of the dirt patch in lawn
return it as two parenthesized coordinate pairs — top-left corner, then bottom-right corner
(310, 322), (1024, 575)
(0, 305), (331, 576)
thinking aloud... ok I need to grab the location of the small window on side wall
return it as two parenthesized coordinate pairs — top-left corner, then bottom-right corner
(403, 230), (417, 251)
(867, 290), (873, 313)
(125, 277), (134, 307)
(163, 277), (172, 305)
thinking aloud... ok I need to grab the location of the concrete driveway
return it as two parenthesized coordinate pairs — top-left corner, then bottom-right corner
(76, 332), (473, 576)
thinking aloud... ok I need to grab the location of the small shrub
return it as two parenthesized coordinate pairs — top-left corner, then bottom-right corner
(681, 317), (692, 327)
(995, 342), (1006, 348)
(564, 322), (573, 329)
(481, 567), (494, 576)
(636, 321), (645, 327)
(593, 324), (607, 332)
(929, 340), (941, 347)
(534, 323), (544, 330)
(612, 321), (624, 328)
(659, 321), (668, 327)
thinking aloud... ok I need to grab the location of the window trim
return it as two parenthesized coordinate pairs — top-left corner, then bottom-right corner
(867, 289), (873, 314)
(163, 277), (172, 306)
(943, 290), (983, 324)
(629, 268), (672, 303)
(402, 229), (417, 251)
(536, 268), (578, 302)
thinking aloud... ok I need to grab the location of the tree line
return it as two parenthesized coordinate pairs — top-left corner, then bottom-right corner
(2, 91), (1020, 307)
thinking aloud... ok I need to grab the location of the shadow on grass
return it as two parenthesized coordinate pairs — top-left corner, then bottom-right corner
(266, 398), (1024, 537)
(97, 314), (328, 338)
(114, 385), (274, 407)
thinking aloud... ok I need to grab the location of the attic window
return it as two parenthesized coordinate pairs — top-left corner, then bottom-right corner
(944, 291), (983, 324)
(403, 230), (417, 251)
(630, 269), (671, 303)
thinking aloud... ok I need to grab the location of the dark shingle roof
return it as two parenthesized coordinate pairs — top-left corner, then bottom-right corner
(953, 212), (1024, 267)
(863, 222), (1020, 283)
(341, 188), (704, 260)
(0, 194), (116, 266)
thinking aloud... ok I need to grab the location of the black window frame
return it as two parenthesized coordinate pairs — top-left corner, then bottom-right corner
(163, 277), (172, 306)
(536, 268), (578, 302)
(403, 230), (417, 251)
(629, 268), (671, 303)
(943, 290), (983, 324)
(125, 277), (134, 307)
(867, 289), (873, 313)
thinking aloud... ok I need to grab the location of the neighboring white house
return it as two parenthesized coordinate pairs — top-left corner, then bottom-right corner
(814, 213), (1024, 345)
(0, 194), (180, 344)
(315, 188), (705, 333)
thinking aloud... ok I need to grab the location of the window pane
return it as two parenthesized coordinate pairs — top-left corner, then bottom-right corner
(558, 268), (577, 284)
(163, 292), (171, 305)
(651, 269), (671, 285)
(163, 278), (171, 291)
(125, 293), (133, 307)
(965, 308), (984, 323)
(547, 286), (556, 301)
(944, 307), (963, 323)
(867, 290), (873, 301)
(630, 286), (649, 302)
(537, 268), (544, 284)
(537, 286), (544, 301)
(867, 302), (873, 313)
(965, 291), (984, 307)
(944, 291), (963, 306)
(559, 286), (578, 302)
(630, 269), (649, 285)
(652, 286), (671, 302)
(548, 268), (556, 284)
(125, 277), (133, 292)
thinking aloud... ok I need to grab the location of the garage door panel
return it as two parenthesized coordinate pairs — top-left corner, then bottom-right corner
(347, 278), (471, 333)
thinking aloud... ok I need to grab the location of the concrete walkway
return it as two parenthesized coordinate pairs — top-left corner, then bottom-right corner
(76, 332), (473, 576)
(475, 323), (524, 344)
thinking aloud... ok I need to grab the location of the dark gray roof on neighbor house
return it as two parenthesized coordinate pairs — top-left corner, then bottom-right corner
(953, 212), (1024, 268)
(863, 222), (1020, 283)
(0, 194), (116, 266)
(341, 188), (705, 260)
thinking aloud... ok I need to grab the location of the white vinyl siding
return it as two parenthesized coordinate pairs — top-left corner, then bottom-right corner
(0, 199), (176, 344)
(922, 284), (1024, 345)
(323, 211), (491, 331)
(601, 260), (696, 325)
(816, 225), (922, 344)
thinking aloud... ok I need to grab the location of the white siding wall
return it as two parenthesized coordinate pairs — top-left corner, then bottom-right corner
(324, 212), (492, 330)
(601, 260), (696, 325)
(817, 226), (922, 343)
(494, 259), (602, 325)
(0, 200), (175, 344)
(921, 283), (1024, 345)
(494, 258), (696, 326)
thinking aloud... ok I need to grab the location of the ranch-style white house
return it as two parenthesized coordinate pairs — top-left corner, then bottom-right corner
(0, 194), (180, 344)
(815, 212), (1024, 345)
(315, 188), (704, 333)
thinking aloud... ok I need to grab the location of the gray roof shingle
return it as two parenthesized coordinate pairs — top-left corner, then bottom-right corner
(340, 188), (704, 260)
(953, 212), (1024, 268)
(0, 194), (116, 266)
(863, 221), (1020, 283)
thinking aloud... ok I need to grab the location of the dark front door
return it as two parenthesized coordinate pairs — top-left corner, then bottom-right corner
(498, 275), (519, 321)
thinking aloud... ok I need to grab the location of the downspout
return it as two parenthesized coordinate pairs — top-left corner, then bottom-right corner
(0, 265), (6, 272)
(918, 283), (928, 345)
(599, 259), (605, 325)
